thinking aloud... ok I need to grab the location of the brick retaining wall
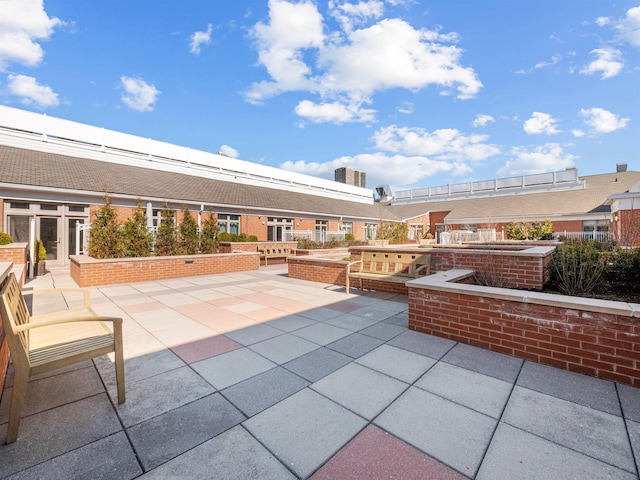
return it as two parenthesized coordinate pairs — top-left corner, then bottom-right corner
(70, 252), (259, 287)
(407, 270), (640, 387)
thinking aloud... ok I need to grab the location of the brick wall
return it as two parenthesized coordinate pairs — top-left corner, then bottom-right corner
(407, 272), (640, 387)
(0, 243), (28, 267)
(71, 252), (259, 287)
(288, 257), (348, 286)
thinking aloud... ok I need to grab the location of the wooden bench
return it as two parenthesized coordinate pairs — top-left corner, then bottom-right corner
(258, 245), (293, 266)
(0, 273), (125, 443)
(346, 251), (431, 294)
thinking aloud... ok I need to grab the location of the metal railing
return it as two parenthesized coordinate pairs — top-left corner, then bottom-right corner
(552, 231), (613, 242)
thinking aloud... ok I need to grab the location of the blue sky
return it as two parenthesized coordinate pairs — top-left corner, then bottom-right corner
(1, 0), (639, 191)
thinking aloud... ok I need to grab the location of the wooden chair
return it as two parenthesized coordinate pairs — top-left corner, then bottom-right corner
(0, 273), (125, 443)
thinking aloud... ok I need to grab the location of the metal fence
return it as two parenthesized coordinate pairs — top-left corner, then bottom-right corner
(552, 231), (613, 242)
(282, 230), (345, 243)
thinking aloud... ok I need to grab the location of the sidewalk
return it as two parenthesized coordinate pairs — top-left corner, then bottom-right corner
(1, 265), (638, 479)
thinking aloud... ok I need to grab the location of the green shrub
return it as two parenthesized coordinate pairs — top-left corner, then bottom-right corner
(345, 233), (354, 241)
(200, 211), (219, 254)
(89, 194), (125, 259)
(155, 205), (178, 256)
(34, 239), (47, 262)
(607, 246), (640, 289)
(507, 219), (553, 240)
(0, 232), (13, 245)
(122, 203), (153, 257)
(248, 235), (258, 242)
(547, 240), (606, 296)
(179, 206), (199, 255)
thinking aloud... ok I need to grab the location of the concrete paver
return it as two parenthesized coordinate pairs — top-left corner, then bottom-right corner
(1, 265), (639, 479)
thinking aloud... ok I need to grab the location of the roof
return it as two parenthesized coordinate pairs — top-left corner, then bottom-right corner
(0, 145), (384, 221)
(387, 171), (640, 223)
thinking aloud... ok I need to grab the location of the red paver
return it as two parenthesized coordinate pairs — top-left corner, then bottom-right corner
(311, 425), (469, 480)
(170, 334), (242, 364)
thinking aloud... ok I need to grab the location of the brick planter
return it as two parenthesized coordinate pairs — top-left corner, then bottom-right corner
(70, 252), (259, 287)
(407, 270), (640, 387)
(288, 256), (349, 286)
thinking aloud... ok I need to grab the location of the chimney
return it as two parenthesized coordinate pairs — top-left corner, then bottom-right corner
(616, 163), (627, 173)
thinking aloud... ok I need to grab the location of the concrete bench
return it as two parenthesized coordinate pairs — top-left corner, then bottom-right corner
(346, 251), (431, 294)
(258, 245), (293, 266)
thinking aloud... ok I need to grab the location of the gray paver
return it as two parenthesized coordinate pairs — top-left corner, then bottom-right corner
(248, 333), (319, 364)
(292, 322), (352, 345)
(128, 393), (245, 470)
(223, 323), (283, 345)
(139, 425), (296, 479)
(222, 367), (309, 417)
(442, 342), (523, 382)
(311, 363), (408, 420)
(115, 366), (215, 427)
(265, 313), (317, 332)
(375, 386), (496, 477)
(415, 362), (512, 418)
(283, 347), (353, 382)
(0, 367), (105, 422)
(243, 388), (367, 479)
(297, 307), (343, 321)
(0, 395), (122, 478)
(382, 312), (408, 326)
(627, 419), (640, 471)
(5, 432), (142, 480)
(325, 313), (380, 331)
(517, 361), (621, 416)
(350, 305), (400, 321)
(356, 344), (436, 383)
(191, 348), (276, 390)
(326, 332), (385, 358)
(358, 321), (406, 341)
(477, 423), (637, 480)
(619, 383), (640, 422)
(503, 386), (635, 473)
(387, 330), (455, 359)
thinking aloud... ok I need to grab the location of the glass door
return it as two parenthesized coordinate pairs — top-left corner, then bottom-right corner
(38, 217), (61, 264)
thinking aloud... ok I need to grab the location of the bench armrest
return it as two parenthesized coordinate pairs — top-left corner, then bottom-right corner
(22, 288), (91, 309)
(346, 260), (363, 272)
(415, 264), (431, 276)
(15, 315), (122, 332)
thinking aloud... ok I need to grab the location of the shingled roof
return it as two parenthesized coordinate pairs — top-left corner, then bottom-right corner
(0, 145), (388, 221)
(387, 171), (640, 223)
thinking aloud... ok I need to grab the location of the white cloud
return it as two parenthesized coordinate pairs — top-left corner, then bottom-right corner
(397, 101), (413, 115)
(596, 16), (611, 27)
(572, 129), (585, 137)
(372, 125), (500, 161)
(516, 53), (562, 75)
(0, 0), (62, 71)
(580, 48), (624, 79)
(294, 99), (376, 123)
(189, 23), (213, 55)
(473, 113), (495, 127)
(245, 0), (482, 117)
(119, 76), (160, 112)
(523, 112), (560, 135)
(6, 73), (59, 107)
(329, 0), (385, 33)
(612, 5), (640, 47)
(579, 107), (629, 133)
(498, 143), (577, 177)
(219, 144), (239, 158)
(280, 152), (455, 188)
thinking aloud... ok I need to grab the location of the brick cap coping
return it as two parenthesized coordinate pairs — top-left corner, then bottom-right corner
(350, 245), (554, 258)
(70, 252), (258, 265)
(407, 268), (640, 318)
(0, 262), (12, 280)
(289, 256), (349, 264)
(0, 243), (27, 249)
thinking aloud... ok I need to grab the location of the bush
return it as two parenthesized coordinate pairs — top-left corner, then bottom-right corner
(122, 203), (153, 257)
(345, 233), (355, 241)
(155, 205), (178, 256)
(200, 212), (219, 254)
(179, 206), (199, 255)
(607, 246), (640, 289)
(89, 194), (125, 259)
(507, 219), (553, 240)
(0, 232), (13, 245)
(34, 239), (47, 262)
(547, 240), (607, 296)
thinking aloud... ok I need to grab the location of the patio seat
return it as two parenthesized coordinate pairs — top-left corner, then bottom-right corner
(0, 273), (125, 443)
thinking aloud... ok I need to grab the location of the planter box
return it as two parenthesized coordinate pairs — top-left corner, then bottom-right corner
(407, 269), (640, 387)
(70, 252), (260, 287)
(35, 262), (46, 276)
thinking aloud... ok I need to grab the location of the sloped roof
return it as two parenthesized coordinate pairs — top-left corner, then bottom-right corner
(387, 171), (640, 222)
(0, 145), (384, 220)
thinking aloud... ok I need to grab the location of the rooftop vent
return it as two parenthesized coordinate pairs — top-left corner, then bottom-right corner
(617, 163), (628, 173)
(374, 184), (393, 204)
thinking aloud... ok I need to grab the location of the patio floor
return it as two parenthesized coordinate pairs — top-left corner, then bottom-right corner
(1, 264), (639, 479)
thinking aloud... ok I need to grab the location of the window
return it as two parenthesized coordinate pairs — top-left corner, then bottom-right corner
(8, 216), (30, 242)
(342, 222), (352, 234)
(583, 220), (608, 232)
(10, 202), (29, 210)
(364, 223), (377, 240)
(460, 223), (477, 232)
(40, 204), (58, 211)
(219, 214), (240, 234)
(267, 217), (293, 241)
(68, 205), (86, 213)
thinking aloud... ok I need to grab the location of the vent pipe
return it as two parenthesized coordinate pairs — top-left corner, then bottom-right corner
(616, 163), (628, 173)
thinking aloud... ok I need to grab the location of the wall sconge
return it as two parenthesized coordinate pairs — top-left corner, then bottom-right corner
(262, 221), (265, 225)
(296, 223), (300, 226)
